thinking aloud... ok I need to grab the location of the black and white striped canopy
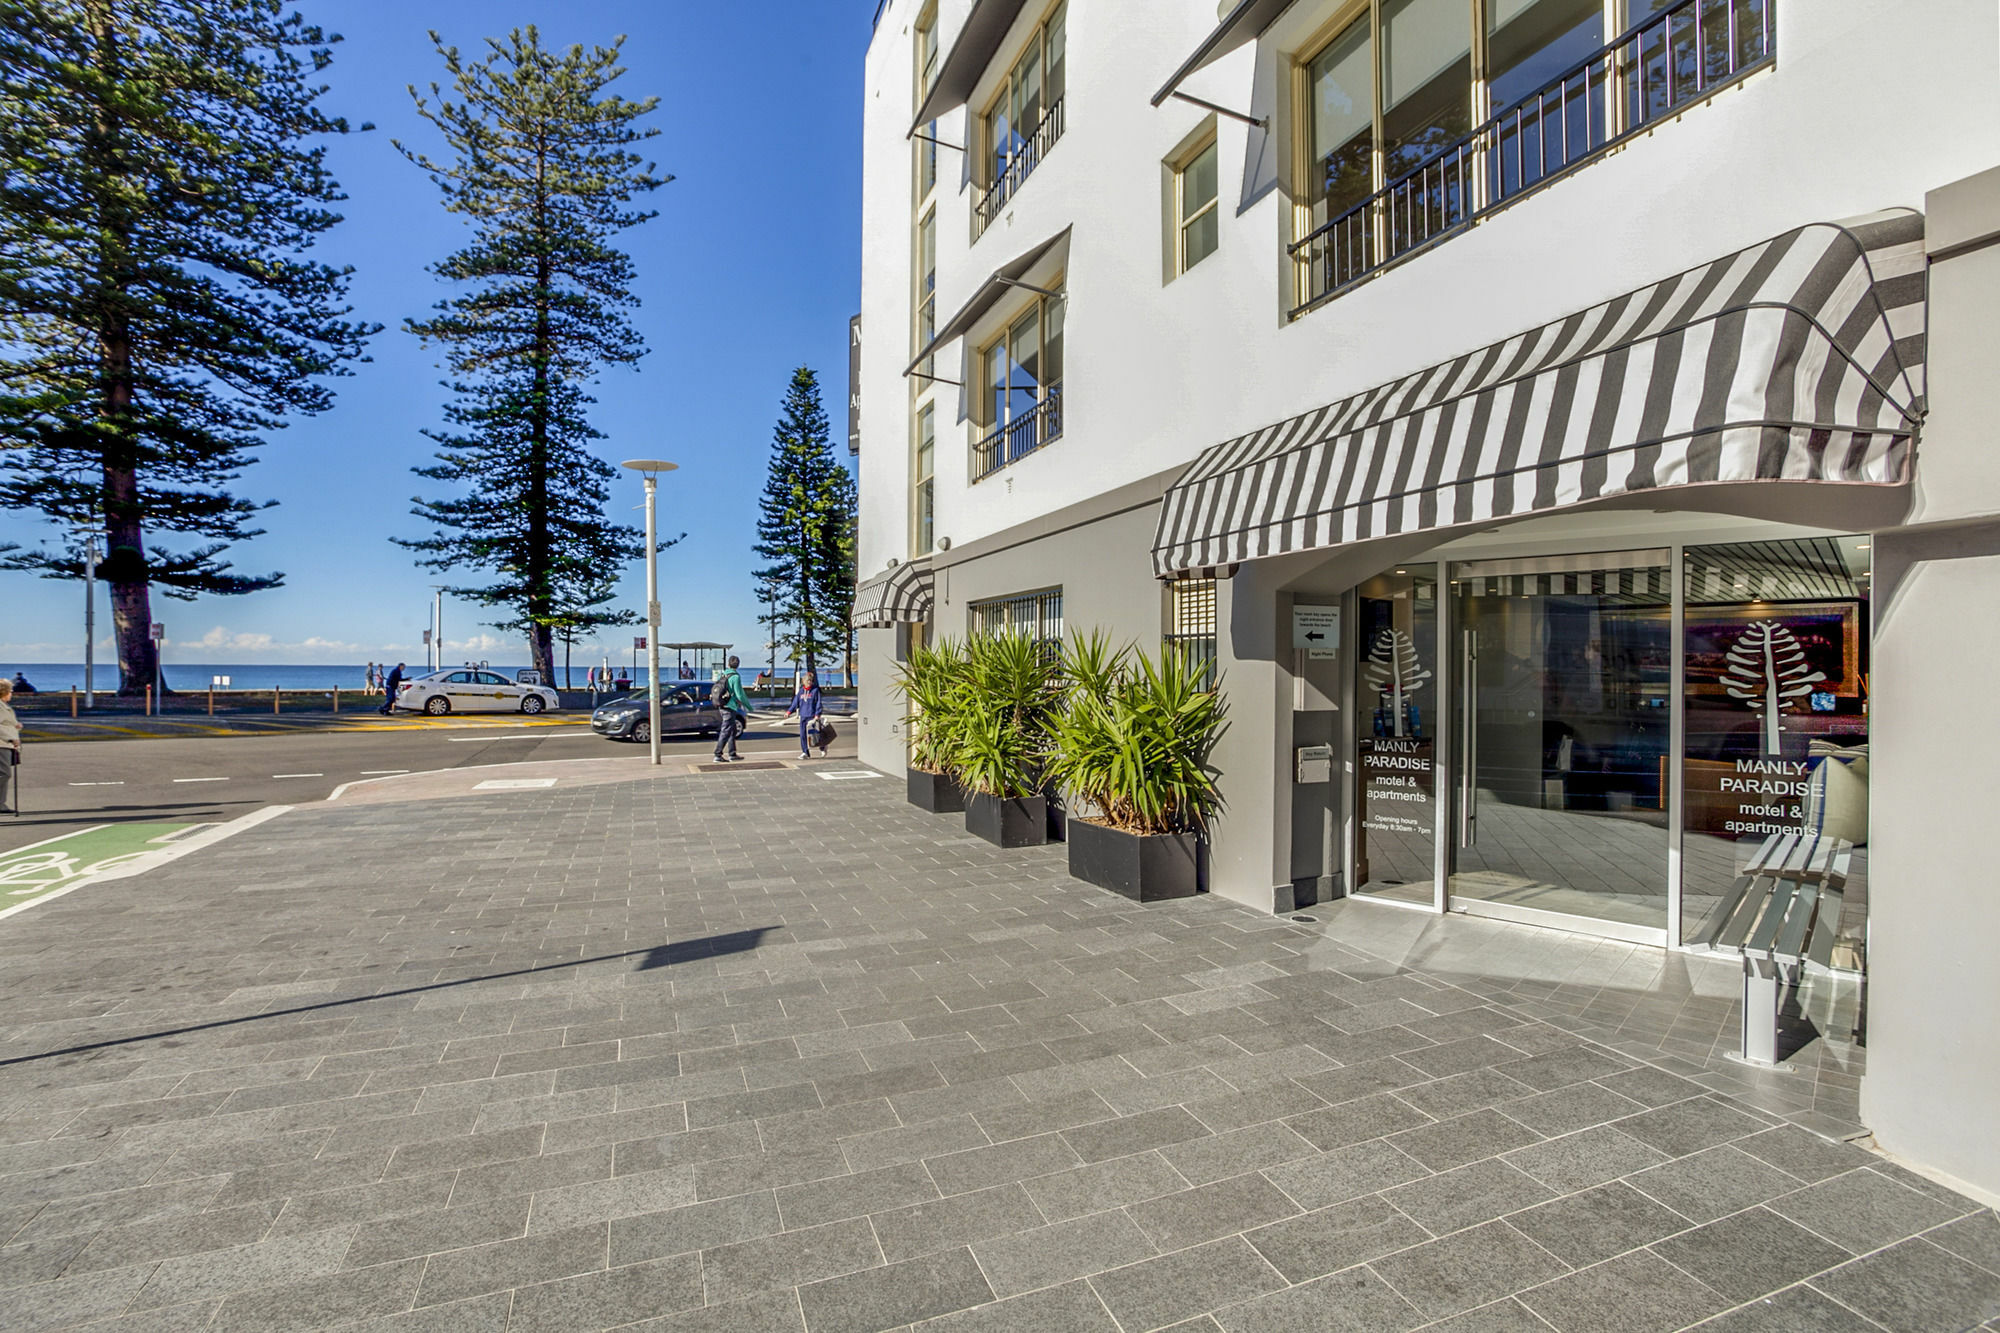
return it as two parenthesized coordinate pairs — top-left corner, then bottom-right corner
(1153, 211), (1927, 580)
(852, 559), (935, 629)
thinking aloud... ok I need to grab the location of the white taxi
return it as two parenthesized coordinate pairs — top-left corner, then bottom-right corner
(394, 669), (560, 716)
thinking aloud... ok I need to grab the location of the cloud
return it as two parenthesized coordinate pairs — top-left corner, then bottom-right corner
(195, 626), (274, 651)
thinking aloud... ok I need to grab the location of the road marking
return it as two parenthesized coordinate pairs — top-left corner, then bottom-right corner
(271, 773), (324, 779)
(473, 778), (558, 790)
(68, 782), (125, 787)
(817, 771), (882, 781)
(447, 735), (548, 743)
(359, 769), (409, 775)
(0, 807), (290, 923)
(172, 777), (229, 783)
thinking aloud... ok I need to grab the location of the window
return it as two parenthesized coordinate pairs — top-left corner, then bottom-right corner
(972, 588), (1064, 645)
(913, 403), (935, 556)
(1174, 138), (1220, 275)
(916, 7), (939, 99)
(914, 7), (940, 201)
(1680, 534), (1870, 947)
(975, 3), (1067, 235)
(1164, 577), (1218, 688)
(915, 208), (936, 379)
(973, 286), (1064, 478)
(1293, 0), (1773, 314)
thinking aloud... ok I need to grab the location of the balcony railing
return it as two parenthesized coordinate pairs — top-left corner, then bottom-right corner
(972, 385), (1063, 480)
(1291, 0), (1773, 319)
(974, 98), (1066, 240)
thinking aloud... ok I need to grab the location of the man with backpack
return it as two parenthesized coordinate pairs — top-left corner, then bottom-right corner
(711, 656), (750, 762)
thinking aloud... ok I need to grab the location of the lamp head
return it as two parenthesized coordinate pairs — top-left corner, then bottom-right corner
(620, 460), (679, 476)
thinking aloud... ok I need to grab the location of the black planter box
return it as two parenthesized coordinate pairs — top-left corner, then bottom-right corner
(965, 792), (1049, 848)
(1067, 819), (1201, 901)
(907, 768), (967, 814)
(1043, 789), (1068, 843)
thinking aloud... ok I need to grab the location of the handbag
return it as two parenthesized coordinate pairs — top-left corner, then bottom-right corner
(814, 720), (836, 750)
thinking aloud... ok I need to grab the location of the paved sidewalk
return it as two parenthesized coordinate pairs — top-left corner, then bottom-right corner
(0, 768), (1994, 1332)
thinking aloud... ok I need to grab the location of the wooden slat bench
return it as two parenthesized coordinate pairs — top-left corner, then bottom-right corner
(1698, 830), (1853, 1065)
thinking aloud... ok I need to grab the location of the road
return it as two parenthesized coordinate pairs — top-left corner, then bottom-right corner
(0, 711), (825, 853)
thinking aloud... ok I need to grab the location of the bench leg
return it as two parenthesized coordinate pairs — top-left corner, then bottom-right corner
(1741, 956), (1782, 1066)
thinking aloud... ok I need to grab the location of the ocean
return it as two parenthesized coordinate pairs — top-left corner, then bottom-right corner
(2, 662), (855, 692)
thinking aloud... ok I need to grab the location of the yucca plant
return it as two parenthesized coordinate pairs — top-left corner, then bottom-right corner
(951, 631), (1064, 798)
(1048, 643), (1226, 835)
(895, 638), (968, 775)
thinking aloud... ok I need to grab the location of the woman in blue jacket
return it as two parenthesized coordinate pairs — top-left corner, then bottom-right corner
(785, 670), (824, 759)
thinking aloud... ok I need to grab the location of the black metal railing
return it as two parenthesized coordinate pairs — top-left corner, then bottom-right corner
(1291, 0), (1773, 319)
(974, 98), (1066, 240)
(972, 385), (1063, 480)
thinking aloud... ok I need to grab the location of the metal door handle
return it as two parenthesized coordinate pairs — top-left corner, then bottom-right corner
(1459, 629), (1477, 849)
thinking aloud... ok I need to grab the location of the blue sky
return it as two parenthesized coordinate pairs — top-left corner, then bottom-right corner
(0, 0), (869, 672)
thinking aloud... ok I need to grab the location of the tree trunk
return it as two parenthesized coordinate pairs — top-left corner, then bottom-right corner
(522, 144), (557, 685)
(89, 3), (155, 697)
(798, 514), (818, 675)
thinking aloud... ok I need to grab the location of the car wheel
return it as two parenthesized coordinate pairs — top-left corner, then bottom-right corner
(522, 695), (546, 715)
(423, 696), (450, 716)
(631, 720), (650, 744)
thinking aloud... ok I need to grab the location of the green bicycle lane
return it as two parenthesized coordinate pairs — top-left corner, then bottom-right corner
(0, 822), (199, 919)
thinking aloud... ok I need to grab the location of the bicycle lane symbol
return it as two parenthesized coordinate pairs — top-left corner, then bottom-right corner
(0, 849), (153, 898)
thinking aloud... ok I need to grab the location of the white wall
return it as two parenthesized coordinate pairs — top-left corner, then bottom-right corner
(860, 0), (2000, 581)
(1861, 165), (2000, 1204)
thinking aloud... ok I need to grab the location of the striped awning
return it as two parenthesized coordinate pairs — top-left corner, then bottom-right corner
(852, 559), (934, 629)
(1153, 211), (1927, 579)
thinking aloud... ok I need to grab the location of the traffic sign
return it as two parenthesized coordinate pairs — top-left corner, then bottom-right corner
(633, 636), (648, 650)
(150, 623), (165, 641)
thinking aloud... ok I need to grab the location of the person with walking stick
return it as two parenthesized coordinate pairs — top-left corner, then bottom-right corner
(0, 677), (20, 815)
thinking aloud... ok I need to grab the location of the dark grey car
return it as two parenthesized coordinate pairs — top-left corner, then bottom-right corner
(591, 686), (721, 744)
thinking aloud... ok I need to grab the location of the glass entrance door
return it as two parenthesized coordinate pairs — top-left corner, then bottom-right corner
(1448, 552), (1673, 937)
(1352, 567), (1440, 905)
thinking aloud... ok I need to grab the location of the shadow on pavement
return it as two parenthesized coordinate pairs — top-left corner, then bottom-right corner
(0, 927), (776, 1068)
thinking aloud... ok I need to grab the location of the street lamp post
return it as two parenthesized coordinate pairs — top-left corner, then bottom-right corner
(621, 460), (678, 767)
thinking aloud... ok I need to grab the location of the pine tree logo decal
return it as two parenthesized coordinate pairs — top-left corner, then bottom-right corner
(1721, 621), (1826, 755)
(1362, 628), (1432, 737)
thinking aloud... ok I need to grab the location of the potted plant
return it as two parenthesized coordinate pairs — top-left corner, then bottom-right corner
(1047, 642), (1226, 901)
(897, 639), (969, 813)
(953, 630), (1063, 847)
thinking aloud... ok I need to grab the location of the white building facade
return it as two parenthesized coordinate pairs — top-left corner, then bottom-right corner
(853, 0), (2000, 1201)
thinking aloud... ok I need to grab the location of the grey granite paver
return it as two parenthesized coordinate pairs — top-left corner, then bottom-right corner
(0, 769), (1990, 1331)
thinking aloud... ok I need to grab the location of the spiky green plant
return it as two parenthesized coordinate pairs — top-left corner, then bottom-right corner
(894, 637), (968, 774)
(1059, 629), (1127, 708)
(1047, 644), (1227, 835)
(951, 631), (1064, 798)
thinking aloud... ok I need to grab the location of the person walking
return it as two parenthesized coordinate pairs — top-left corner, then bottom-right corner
(711, 655), (750, 762)
(0, 677), (20, 815)
(784, 670), (824, 760)
(380, 662), (405, 715)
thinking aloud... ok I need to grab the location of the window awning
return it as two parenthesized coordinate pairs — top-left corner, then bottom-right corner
(852, 559), (935, 628)
(1152, 0), (1297, 107)
(1153, 211), (1927, 580)
(905, 227), (1070, 377)
(910, 0), (1031, 136)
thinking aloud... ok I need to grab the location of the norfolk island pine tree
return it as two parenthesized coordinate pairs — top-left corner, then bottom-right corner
(394, 27), (676, 683)
(752, 367), (857, 680)
(0, 0), (376, 693)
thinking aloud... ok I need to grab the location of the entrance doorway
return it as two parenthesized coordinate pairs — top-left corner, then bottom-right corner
(1446, 551), (1672, 938)
(1351, 566), (1440, 906)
